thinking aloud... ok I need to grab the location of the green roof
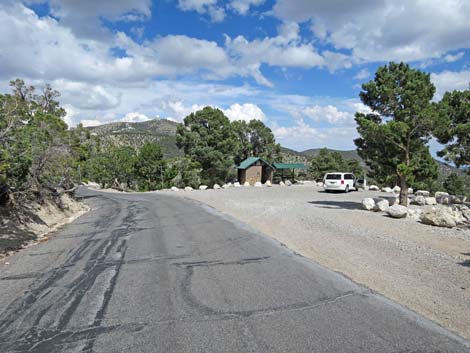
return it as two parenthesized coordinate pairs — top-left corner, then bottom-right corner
(273, 163), (307, 169)
(237, 157), (274, 169)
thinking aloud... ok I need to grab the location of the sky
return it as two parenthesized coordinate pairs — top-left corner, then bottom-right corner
(0, 0), (469, 152)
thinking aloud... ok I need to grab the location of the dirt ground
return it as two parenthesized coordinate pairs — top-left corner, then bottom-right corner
(0, 194), (89, 257)
(163, 184), (470, 340)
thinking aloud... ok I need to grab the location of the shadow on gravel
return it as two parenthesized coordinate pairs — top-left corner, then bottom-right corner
(307, 200), (361, 210)
(459, 253), (470, 268)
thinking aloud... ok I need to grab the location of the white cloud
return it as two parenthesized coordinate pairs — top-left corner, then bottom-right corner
(443, 51), (465, 63)
(303, 105), (352, 125)
(353, 68), (370, 80)
(224, 103), (265, 121)
(177, 0), (225, 22)
(272, 0), (470, 63)
(80, 119), (102, 127)
(120, 112), (151, 123)
(431, 69), (470, 98)
(229, 0), (265, 15)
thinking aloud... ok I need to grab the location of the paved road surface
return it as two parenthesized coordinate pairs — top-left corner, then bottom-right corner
(0, 188), (469, 353)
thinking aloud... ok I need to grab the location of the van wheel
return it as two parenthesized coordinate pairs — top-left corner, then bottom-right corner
(345, 185), (349, 193)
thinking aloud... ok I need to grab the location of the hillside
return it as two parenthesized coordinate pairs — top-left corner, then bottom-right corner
(88, 119), (182, 158)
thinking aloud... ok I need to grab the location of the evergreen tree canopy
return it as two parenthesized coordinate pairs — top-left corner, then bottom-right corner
(354, 62), (438, 205)
(176, 107), (238, 185)
(232, 119), (281, 165)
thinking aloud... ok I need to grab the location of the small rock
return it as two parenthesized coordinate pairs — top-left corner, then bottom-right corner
(421, 207), (457, 228)
(243, 182), (250, 187)
(233, 182), (241, 187)
(285, 180), (292, 186)
(415, 190), (430, 197)
(369, 185), (380, 191)
(184, 186), (193, 191)
(170, 186), (179, 191)
(254, 181), (262, 187)
(436, 194), (451, 205)
(279, 181), (285, 186)
(384, 196), (399, 206)
(222, 184), (230, 189)
(425, 197), (437, 205)
(435, 191), (449, 198)
(381, 187), (393, 193)
(373, 198), (389, 212)
(387, 204), (408, 218)
(213, 184), (221, 189)
(411, 195), (426, 206)
(362, 198), (375, 211)
(199, 185), (208, 190)
(392, 186), (401, 193)
(264, 180), (272, 187)
(407, 188), (414, 194)
(316, 182), (324, 187)
(451, 195), (467, 204)
(5, 262), (10, 265)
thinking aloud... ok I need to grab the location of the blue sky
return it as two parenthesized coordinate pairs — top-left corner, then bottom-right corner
(0, 0), (469, 152)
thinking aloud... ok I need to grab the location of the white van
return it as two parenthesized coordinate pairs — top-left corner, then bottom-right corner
(323, 172), (357, 193)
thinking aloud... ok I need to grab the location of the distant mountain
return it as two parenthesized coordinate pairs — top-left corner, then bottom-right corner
(88, 119), (182, 158)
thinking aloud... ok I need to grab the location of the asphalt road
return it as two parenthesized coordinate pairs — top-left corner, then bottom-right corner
(0, 188), (469, 353)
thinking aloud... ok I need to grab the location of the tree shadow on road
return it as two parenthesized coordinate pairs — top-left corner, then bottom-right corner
(307, 200), (361, 210)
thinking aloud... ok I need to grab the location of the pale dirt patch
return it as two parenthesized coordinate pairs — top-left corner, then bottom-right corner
(0, 194), (89, 259)
(162, 185), (470, 340)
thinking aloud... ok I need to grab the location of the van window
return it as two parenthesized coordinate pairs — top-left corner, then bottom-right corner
(325, 174), (342, 180)
(344, 174), (353, 180)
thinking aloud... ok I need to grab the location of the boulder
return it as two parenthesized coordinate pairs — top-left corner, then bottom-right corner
(373, 198), (389, 212)
(415, 190), (430, 197)
(199, 185), (208, 190)
(285, 180), (292, 186)
(435, 191), (449, 198)
(184, 186), (193, 191)
(436, 194), (451, 205)
(362, 198), (375, 211)
(407, 208), (424, 221)
(381, 187), (393, 193)
(453, 205), (470, 222)
(213, 184), (221, 189)
(369, 185), (380, 191)
(407, 188), (414, 194)
(392, 186), (401, 193)
(243, 182), (250, 187)
(234, 182), (241, 187)
(254, 181), (262, 187)
(222, 184), (230, 189)
(316, 182), (324, 187)
(170, 186), (179, 191)
(411, 195), (426, 206)
(264, 180), (272, 187)
(279, 181), (286, 186)
(387, 204), (408, 218)
(451, 195), (467, 204)
(421, 207), (457, 228)
(425, 197), (437, 205)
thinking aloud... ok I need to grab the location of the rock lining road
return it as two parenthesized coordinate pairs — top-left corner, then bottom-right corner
(0, 188), (468, 352)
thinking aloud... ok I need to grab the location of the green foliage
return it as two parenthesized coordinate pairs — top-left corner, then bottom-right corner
(169, 157), (202, 189)
(443, 173), (465, 195)
(232, 120), (281, 165)
(134, 143), (177, 191)
(176, 107), (239, 185)
(354, 62), (438, 205)
(434, 89), (470, 168)
(308, 148), (363, 180)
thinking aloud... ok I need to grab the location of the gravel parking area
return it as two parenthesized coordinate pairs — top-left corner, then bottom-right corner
(163, 184), (470, 340)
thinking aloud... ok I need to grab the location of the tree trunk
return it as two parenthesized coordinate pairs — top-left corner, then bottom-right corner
(399, 176), (408, 206)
